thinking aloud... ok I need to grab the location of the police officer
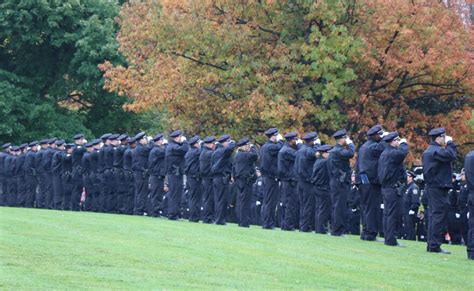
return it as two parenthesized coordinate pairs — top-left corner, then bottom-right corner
(357, 124), (387, 241)
(132, 132), (151, 215)
(42, 138), (56, 209)
(114, 134), (129, 214)
(15, 144), (27, 207)
(35, 140), (48, 208)
(62, 144), (74, 210)
(89, 139), (102, 212)
(200, 136), (216, 224)
(5, 146), (18, 206)
(347, 173), (361, 235)
(464, 150), (473, 260)
(233, 138), (258, 227)
(51, 140), (66, 210)
(184, 136), (202, 222)
(0, 143), (11, 206)
(458, 169), (469, 245)
(82, 142), (95, 211)
(24, 141), (39, 208)
(97, 133), (111, 211)
(328, 130), (355, 236)
(210, 134), (235, 225)
(103, 134), (120, 213)
(402, 170), (420, 240)
(278, 132), (300, 231)
(260, 128), (284, 229)
(298, 132), (319, 232)
(147, 134), (166, 217)
(122, 137), (136, 214)
(71, 134), (87, 211)
(378, 132), (409, 247)
(312, 144), (333, 234)
(165, 130), (189, 220)
(422, 128), (457, 254)
(252, 168), (264, 225)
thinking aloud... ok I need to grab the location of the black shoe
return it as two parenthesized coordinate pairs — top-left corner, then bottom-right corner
(428, 248), (451, 254)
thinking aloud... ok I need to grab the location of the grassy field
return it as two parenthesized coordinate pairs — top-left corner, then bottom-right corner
(0, 207), (472, 289)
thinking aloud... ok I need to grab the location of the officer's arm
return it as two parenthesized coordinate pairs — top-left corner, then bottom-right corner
(267, 141), (284, 155)
(340, 143), (356, 159)
(393, 142), (409, 162)
(224, 142), (236, 157)
(173, 142), (190, 155)
(371, 141), (387, 158)
(434, 142), (457, 162)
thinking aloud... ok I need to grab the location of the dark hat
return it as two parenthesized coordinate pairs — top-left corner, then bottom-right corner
(118, 134), (129, 141)
(236, 137), (250, 147)
(2, 143), (11, 149)
(217, 134), (231, 143)
(152, 134), (164, 142)
(284, 132), (298, 141)
(189, 135), (200, 145)
(332, 130), (347, 139)
(101, 133), (112, 140)
(73, 133), (84, 140)
(264, 128), (278, 137)
(203, 136), (216, 144)
(303, 132), (318, 141)
(317, 144), (333, 152)
(48, 138), (57, 144)
(55, 139), (65, 146)
(367, 124), (383, 136)
(108, 133), (120, 140)
(39, 139), (49, 145)
(19, 143), (28, 150)
(169, 130), (182, 138)
(29, 141), (38, 147)
(127, 137), (136, 144)
(85, 142), (93, 148)
(134, 132), (146, 141)
(65, 143), (75, 149)
(406, 170), (416, 178)
(92, 139), (101, 146)
(428, 127), (446, 137)
(11, 146), (19, 151)
(382, 131), (400, 142)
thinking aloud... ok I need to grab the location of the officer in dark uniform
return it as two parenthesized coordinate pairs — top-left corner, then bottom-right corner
(102, 134), (120, 213)
(5, 146), (18, 206)
(70, 134), (86, 211)
(278, 132), (300, 231)
(97, 133), (111, 211)
(312, 144), (333, 234)
(62, 144), (74, 210)
(114, 134), (129, 214)
(51, 140), (66, 210)
(378, 132), (409, 247)
(89, 139), (102, 212)
(347, 173), (361, 235)
(211, 134), (235, 225)
(328, 130), (355, 236)
(464, 150), (474, 260)
(122, 137), (137, 214)
(458, 169), (469, 245)
(297, 132), (319, 232)
(132, 132), (151, 215)
(15, 144), (27, 207)
(0, 143), (11, 206)
(402, 170), (420, 240)
(447, 175), (463, 245)
(148, 134), (167, 217)
(422, 128), (457, 254)
(357, 124), (387, 241)
(82, 142), (95, 211)
(165, 130), (189, 220)
(233, 137), (258, 227)
(35, 140), (48, 208)
(24, 141), (39, 208)
(42, 138), (57, 209)
(184, 135), (202, 222)
(260, 128), (284, 229)
(200, 136), (216, 224)
(251, 168), (264, 225)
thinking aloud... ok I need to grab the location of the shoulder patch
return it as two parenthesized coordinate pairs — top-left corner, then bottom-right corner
(413, 189), (418, 195)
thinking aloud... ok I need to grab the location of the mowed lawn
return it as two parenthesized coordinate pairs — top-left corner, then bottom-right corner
(0, 207), (472, 289)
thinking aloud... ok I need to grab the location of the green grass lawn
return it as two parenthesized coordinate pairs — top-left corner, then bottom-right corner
(0, 207), (472, 289)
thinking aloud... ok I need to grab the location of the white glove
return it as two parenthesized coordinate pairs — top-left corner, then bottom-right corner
(296, 138), (303, 145)
(345, 137), (353, 145)
(455, 213), (461, 219)
(351, 209), (357, 213)
(162, 138), (168, 145)
(276, 134), (283, 141)
(83, 139), (88, 143)
(399, 138), (407, 144)
(315, 138), (321, 145)
(468, 212), (470, 219)
(408, 210), (415, 215)
(256, 201), (261, 206)
(445, 135), (453, 143)
(381, 131), (390, 137)
(181, 136), (187, 142)
(279, 203), (283, 206)
(380, 204), (384, 209)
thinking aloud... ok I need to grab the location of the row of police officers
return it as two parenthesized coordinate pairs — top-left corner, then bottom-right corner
(0, 126), (473, 259)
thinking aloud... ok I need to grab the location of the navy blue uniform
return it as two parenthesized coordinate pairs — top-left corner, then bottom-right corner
(61, 153), (73, 210)
(122, 146), (135, 214)
(378, 142), (408, 246)
(185, 146), (202, 222)
(82, 151), (95, 211)
(132, 144), (151, 215)
(211, 142), (235, 225)
(347, 184), (361, 235)
(102, 144), (116, 213)
(165, 140), (189, 220)
(41, 148), (54, 209)
(24, 150), (37, 207)
(4, 154), (16, 206)
(0, 151), (7, 206)
(34, 150), (45, 207)
(113, 145), (127, 214)
(51, 150), (65, 209)
(312, 158), (331, 234)
(71, 145), (86, 211)
(297, 144), (318, 232)
(328, 143), (355, 236)
(402, 182), (420, 240)
(148, 144), (166, 217)
(15, 153), (26, 207)
(251, 176), (264, 225)
(422, 141), (457, 252)
(233, 147), (258, 227)
(278, 143), (298, 230)
(464, 150), (474, 259)
(260, 140), (283, 229)
(200, 146), (215, 223)
(89, 149), (101, 212)
(357, 138), (386, 240)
